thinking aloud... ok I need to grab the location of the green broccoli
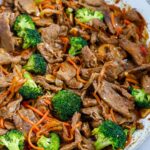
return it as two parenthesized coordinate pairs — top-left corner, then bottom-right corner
(13, 14), (35, 37)
(92, 120), (126, 150)
(68, 37), (87, 56)
(23, 53), (47, 75)
(19, 72), (43, 100)
(22, 28), (41, 49)
(52, 90), (82, 121)
(37, 133), (60, 150)
(0, 130), (25, 150)
(75, 8), (104, 23)
(131, 88), (150, 108)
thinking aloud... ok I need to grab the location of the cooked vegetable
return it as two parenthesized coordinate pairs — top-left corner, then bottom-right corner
(22, 28), (41, 49)
(13, 14), (35, 37)
(131, 88), (150, 108)
(52, 90), (82, 121)
(37, 133), (60, 150)
(75, 8), (104, 23)
(68, 37), (87, 56)
(23, 53), (47, 75)
(0, 130), (25, 150)
(19, 72), (43, 100)
(92, 120), (126, 150)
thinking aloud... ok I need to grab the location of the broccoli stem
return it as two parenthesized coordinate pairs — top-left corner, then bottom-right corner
(94, 138), (111, 150)
(7, 143), (20, 150)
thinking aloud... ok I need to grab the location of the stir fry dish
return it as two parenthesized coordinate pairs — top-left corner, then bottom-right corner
(0, 0), (150, 149)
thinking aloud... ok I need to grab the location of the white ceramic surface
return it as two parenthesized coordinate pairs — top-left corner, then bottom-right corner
(0, 0), (150, 149)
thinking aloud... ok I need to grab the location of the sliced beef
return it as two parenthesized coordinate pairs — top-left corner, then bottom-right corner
(35, 76), (62, 92)
(141, 75), (150, 94)
(0, 14), (14, 51)
(82, 98), (98, 107)
(0, 49), (21, 65)
(15, 0), (39, 14)
(98, 31), (118, 45)
(57, 62), (76, 82)
(67, 78), (83, 89)
(37, 43), (63, 64)
(93, 80), (134, 118)
(60, 142), (77, 150)
(82, 46), (97, 68)
(0, 129), (8, 136)
(90, 19), (107, 30)
(81, 122), (91, 138)
(125, 9), (144, 23)
(0, 97), (22, 119)
(119, 38), (145, 65)
(33, 17), (53, 27)
(99, 60), (126, 82)
(13, 107), (38, 134)
(41, 24), (61, 43)
(84, 0), (105, 7)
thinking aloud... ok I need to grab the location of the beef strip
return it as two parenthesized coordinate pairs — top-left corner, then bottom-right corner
(57, 62), (76, 82)
(141, 75), (150, 94)
(15, 0), (39, 14)
(98, 31), (118, 45)
(82, 98), (98, 107)
(93, 80), (134, 118)
(0, 129), (8, 136)
(0, 14), (14, 51)
(84, 0), (105, 7)
(119, 38), (145, 65)
(81, 46), (97, 68)
(0, 49), (21, 65)
(81, 122), (91, 138)
(41, 24), (61, 43)
(0, 97), (22, 119)
(67, 78), (83, 89)
(35, 76), (62, 92)
(37, 43), (63, 64)
(60, 142), (78, 150)
(13, 107), (38, 134)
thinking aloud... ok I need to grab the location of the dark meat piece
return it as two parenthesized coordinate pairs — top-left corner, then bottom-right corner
(33, 17), (53, 27)
(41, 24), (61, 43)
(15, 0), (39, 14)
(94, 80), (134, 118)
(60, 142), (77, 150)
(104, 11), (116, 34)
(57, 62), (76, 82)
(81, 122), (91, 138)
(99, 60), (126, 82)
(13, 107), (38, 134)
(82, 98), (98, 107)
(98, 31), (118, 45)
(35, 76), (62, 92)
(0, 49), (21, 65)
(141, 75), (150, 94)
(81, 106), (103, 121)
(0, 14), (14, 51)
(90, 19), (107, 30)
(0, 97), (22, 119)
(119, 38), (145, 65)
(0, 129), (8, 136)
(84, 0), (105, 7)
(4, 121), (15, 130)
(90, 32), (98, 44)
(81, 46), (97, 68)
(125, 9), (144, 23)
(37, 43), (63, 64)
(81, 67), (102, 79)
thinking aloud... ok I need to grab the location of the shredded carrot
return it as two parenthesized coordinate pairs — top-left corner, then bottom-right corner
(0, 65), (9, 75)
(124, 19), (131, 25)
(75, 18), (97, 31)
(18, 111), (40, 131)
(59, 36), (69, 53)
(110, 108), (117, 123)
(42, 4), (55, 9)
(28, 111), (49, 150)
(93, 92), (101, 105)
(126, 78), (138, 84)
(0, 118), (5, 129)
(67, 57), (87, 84)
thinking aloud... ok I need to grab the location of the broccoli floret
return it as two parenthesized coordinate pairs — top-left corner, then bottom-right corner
(22, 28), (41, 49)
(75, 8), (104, 23)
(52, 90), (82, 121)
(131, 88), (150, 108)
(13, 14), (35, 37)
(19, 72), (43, 100)
(23, 53), (47, 75)
(0, 130), (25, 150)
(92, 120), (126, 150)
(68, 37), (87, 56)
(37, 133), (60, 150)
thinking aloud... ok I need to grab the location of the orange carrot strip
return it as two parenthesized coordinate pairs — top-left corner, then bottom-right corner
(126, 78), (138, 84)
(28, 111), (49, 150)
